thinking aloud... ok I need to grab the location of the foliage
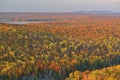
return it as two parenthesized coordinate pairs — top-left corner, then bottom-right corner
(0, 15), (120, 80)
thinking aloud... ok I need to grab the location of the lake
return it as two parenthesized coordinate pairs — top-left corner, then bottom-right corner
(0, 21), (54, 24)
(0, 18), (56, 24)
(4, 21), (46, 24)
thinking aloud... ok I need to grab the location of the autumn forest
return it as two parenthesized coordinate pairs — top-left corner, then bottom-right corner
(0, 13), (120, 80)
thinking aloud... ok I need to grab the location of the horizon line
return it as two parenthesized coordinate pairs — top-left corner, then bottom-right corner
(0, 10), (120, 13)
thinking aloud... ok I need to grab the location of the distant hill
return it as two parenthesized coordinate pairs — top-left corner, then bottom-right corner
(73, 11), (120, 14)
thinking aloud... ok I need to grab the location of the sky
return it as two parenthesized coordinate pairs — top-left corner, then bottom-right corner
(0, 0), (120, 12)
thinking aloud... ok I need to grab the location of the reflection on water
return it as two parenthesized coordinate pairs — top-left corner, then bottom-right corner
(0, 18), (56, 24)
(1, 21), (51, 24)
(5, 21), (44, 24)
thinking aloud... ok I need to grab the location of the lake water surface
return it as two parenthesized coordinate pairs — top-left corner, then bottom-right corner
(5, 21), (46, 24)
(0, 21), (53, 24)
(0, 18), (56, 24)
